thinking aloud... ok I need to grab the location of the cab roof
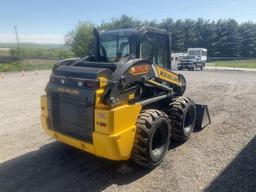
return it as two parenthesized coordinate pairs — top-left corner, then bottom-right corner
(100, 27), (169, 36)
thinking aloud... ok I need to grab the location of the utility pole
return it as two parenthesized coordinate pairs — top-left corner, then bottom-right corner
(14, 25), (20, 49)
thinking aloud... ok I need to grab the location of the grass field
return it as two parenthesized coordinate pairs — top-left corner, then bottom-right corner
(213, 60), (256, 68)
(0, 59), (56, 72)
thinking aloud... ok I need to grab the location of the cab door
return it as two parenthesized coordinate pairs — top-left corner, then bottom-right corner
(140, 32), (171, 69)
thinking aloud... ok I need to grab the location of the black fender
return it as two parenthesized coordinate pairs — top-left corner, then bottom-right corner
(52, 58), (80, 73)
(103, 59), (155, 105)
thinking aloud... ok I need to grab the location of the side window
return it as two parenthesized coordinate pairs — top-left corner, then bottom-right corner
(141, 32), (158, 64)
(141, 32), (170, 68)
(158, 35), (170, 68)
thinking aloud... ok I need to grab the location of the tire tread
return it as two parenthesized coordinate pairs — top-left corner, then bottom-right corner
(131, 109), (169, 167)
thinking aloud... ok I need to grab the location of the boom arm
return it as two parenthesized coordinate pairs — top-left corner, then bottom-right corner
(102, 59), (187, 106)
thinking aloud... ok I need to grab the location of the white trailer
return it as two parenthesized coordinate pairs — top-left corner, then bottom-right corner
(187, 48), (207, 63)
(171, 52), (187, 70)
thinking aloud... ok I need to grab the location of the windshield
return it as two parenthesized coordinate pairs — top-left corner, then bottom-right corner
(100, 32), (130, 62)
(183, 56), (197, 60)
(188, 50), (201, 56)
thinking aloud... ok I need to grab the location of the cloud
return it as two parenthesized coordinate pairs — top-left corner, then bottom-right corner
(0, 33), (64, 44)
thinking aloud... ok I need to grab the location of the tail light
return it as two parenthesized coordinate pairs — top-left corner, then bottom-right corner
(50, 75), (100, 89)
(85, 81), (99, 89)
(50, 75), (57, 83)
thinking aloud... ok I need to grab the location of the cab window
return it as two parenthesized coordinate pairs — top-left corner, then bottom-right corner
(140, 32), (170, 68)
(100, 33), (130, 62)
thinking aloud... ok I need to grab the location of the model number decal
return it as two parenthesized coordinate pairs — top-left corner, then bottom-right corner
(129, 65), (149, 75)
(58, 87), (79, 95)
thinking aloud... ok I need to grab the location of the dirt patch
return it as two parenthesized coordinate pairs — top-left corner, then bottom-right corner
(0, 70), (255, 192)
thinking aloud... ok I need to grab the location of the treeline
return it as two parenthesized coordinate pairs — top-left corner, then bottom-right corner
(67, 15), (256, 58)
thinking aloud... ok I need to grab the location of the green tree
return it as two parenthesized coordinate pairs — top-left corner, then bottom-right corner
(195, 19), (215, 56)
(9, 49), (16, 56)
(211, 19), (240, 57)
(171, 20), (186, 52)
(68, 22), (95, 57)
(65, 15), (256, 58)
(239, 22), (256, 57)
(100, 15), (141, 30)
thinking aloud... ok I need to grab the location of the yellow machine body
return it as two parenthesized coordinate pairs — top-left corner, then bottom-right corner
(41, 95), (141, 160)
(40, 79), (142, 160)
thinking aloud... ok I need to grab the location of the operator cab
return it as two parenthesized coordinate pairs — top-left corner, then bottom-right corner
(99, 29), (137, 63)
(96, 27), (171, 69)
(53, 27), (172, 75)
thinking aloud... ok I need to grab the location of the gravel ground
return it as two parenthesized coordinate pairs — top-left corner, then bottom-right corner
(0, 70), (255, 192)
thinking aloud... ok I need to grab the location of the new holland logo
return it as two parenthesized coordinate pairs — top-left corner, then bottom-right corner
(159, 71), (179, 82)
(156, 66), (179, 83)
(129, 65), (149, 75)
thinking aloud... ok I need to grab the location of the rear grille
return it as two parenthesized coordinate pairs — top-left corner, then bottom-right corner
(48, 92), (94, 143)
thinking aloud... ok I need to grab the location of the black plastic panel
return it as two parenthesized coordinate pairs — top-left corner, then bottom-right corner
(48, 89), (95, 143)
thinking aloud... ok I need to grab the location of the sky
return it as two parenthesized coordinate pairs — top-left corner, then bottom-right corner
(0, 0), (255, 44)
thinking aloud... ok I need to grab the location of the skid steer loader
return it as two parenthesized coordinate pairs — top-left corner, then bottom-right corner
(40, 27), (211, 167)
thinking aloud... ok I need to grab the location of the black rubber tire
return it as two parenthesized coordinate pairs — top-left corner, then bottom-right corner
(167, 97), (196, 142)
(176, 74), (187, 97)
(131, 109), (170, 168)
